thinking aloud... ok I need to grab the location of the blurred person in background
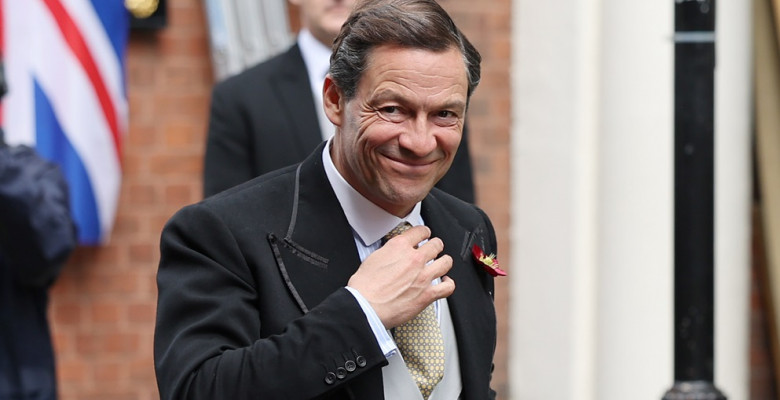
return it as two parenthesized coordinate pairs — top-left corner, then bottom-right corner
(0, 62), (78, 400)
(203, 0), (476, 203)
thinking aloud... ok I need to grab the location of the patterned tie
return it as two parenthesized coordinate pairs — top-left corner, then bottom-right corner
(382, 222), (445, 399)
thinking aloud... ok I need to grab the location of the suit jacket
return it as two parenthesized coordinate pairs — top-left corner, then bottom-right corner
(203, 43), (476, 203)
(155, 143), (497, 399)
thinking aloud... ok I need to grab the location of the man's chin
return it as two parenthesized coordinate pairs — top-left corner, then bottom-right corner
(384, 182), (434, 204)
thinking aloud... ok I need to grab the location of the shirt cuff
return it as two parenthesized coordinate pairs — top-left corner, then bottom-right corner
(345, 286), (397, 358)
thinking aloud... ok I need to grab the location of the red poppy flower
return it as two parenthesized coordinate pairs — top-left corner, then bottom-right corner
(472, 245), (506, 277)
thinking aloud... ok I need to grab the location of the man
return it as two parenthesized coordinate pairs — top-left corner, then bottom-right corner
(202, 0), (476, 203)
(0, 126), (78, 400)
(155, 0), (498, 398)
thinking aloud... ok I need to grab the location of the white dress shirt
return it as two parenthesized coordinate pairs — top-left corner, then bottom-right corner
(322, 140), (462, 399)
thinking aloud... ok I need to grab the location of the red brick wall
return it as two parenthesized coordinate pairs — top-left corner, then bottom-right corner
(48, 0), (512, 399)
(441, 0), (512, 396)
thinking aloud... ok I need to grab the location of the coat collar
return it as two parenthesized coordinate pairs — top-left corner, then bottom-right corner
(270, 44), (323, 155)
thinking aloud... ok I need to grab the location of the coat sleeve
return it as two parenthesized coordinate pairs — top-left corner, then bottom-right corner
(0, 144), (77, 287)
(154, 204), (388, 400)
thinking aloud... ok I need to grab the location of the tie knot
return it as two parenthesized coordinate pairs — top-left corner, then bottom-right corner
(382, 222), (413, 244)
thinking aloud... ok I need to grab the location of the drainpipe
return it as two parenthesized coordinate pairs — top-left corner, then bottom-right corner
(662, 0), (726, 398)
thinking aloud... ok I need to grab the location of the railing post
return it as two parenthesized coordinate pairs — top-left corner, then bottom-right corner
(662, 0), (726, 399)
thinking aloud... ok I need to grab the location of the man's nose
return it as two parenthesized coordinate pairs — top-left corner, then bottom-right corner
(398, 117), (437, 156)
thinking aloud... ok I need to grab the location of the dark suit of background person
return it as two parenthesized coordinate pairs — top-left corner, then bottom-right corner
(202, 35), (476, 203)
(0, 127), (78, 399)
(156, 0), (496, 398)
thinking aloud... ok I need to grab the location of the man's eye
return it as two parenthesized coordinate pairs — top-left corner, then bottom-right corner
(377, 106), (406, 122)
(381, 106), (399, 114)
(434, 110), (459, 126)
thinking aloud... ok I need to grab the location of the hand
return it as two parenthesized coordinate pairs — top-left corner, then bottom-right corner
(347, 225), (455, 328)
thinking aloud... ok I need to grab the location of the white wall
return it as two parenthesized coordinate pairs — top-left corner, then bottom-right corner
(510, 0), (603, 397)
(509, 0), (751, 398)
(595, 0), (674, 397)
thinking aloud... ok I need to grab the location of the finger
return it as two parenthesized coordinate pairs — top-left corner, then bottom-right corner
(416, 236), (444, 261)
(394, 225), (431, 247)
(430, 275), (456, 299)
(425, 254), (453, 280)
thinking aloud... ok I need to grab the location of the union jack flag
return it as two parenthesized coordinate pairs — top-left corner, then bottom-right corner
(1, 0), (129, 245)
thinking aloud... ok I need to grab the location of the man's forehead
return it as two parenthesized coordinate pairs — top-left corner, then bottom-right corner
(361, 45), (469, 91)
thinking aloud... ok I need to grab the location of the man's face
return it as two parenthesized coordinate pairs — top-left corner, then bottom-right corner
(290, 0), (356, 46)
(325, 45), (468, 217)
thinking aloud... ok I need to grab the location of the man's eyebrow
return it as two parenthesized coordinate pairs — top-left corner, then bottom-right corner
(371, 89), (406, 105)
(439, 99), (467, 112)
(371, 89), (467, 112)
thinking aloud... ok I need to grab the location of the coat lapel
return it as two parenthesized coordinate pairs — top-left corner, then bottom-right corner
(270, 44), (324, 159)
(268, 144), (362, 312)
(421, 195), (497, 399)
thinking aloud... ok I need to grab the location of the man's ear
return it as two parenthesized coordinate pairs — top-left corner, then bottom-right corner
(322, 75), (344, 127)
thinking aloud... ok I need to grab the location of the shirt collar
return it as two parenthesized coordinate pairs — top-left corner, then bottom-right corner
(297, 29), (333, 83)
(322, 139), (422, 246)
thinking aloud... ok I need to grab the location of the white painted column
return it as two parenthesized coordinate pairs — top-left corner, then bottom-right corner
(713, 0), (752, 398)
(510, 0), (601, 398)
(595, 1), (674, 398)
(509, 0), (751, 398)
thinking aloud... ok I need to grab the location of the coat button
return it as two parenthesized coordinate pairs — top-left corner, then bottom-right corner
(324, 372), (337, 385)
(356, 356), (366, 368)
(345, 360), (356, 372)
(336, 367), (347, 379)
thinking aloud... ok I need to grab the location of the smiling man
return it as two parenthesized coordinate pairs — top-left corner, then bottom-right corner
(203, 0), (477, 204)
(155, 0), (498, 399)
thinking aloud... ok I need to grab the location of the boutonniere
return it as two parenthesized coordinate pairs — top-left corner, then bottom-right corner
(472, 245), (506, 277)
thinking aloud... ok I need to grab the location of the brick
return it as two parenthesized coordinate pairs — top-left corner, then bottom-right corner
(58, 358), (88, 383)
(127, 302), (156, 325)
(51, 330), (72, 355)
(91, 301), (122, 324)
(94, 361), (124, 383)
(123, 182), (158, 207)
(129, 356), (157, 382)
(148, 153), (202, 175)
(52, 301), (84, 326)
(121, 152), (149, 175)
(163, 120), (202, 148)
(165, 183), (196, 206)
(75, 331), (101, 355)
(128, 243), (156, 264)
(124, 120), (159, 149)
(103, 331), (142, 354)
(112, 214), (141, 238)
